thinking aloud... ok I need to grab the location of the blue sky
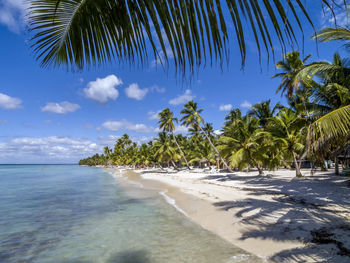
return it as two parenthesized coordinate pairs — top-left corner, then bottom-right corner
(0, 1), (347, 163)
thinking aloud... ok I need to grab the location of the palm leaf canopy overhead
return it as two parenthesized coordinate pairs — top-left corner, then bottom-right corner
(28, 0), (341, 74)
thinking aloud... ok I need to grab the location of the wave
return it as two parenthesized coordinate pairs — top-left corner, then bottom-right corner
(159, 190), (188, 216)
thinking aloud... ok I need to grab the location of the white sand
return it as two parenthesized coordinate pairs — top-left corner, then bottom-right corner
(123, 168), (350, 262)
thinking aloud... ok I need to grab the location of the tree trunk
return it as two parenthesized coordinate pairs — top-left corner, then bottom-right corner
(251, 155), (264, 176)
(311, 162), (316, 176)
(171, 159), (178, 170)
(257, 165), (264, 176)
(335, 157), (339, 175)
(292, 152), (302, 177)
(199, 126), (232, 172)
(172, 132), (190, 169)
(321, 158), (328, 171)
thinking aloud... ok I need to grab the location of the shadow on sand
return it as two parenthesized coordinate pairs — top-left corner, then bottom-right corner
(204, 172), (350, 262)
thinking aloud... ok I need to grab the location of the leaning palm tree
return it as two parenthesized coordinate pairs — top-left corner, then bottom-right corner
(301, 26), (350, 151)
(28, 1), (341, 75)
(180, 100), (230, 171)
(297, 52), (350, 153)
(158, 108), (190, 169)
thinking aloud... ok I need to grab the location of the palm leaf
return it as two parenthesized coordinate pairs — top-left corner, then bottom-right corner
(308, 105), (350, 151)
(28, 0), (341, 74)
(314, 27), (350, 51)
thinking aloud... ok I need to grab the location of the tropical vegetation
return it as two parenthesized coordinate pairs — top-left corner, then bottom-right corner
(28, 0), (342, 75)
(80, 23), (350, 177)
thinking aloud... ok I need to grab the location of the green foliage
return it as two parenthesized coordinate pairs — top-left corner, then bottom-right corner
(28, 0), (341, 75)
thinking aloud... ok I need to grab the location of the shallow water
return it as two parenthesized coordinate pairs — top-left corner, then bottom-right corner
(0, 165), (258, 263)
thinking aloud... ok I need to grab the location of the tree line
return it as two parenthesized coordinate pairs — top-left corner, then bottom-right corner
(80, 25), (350, 177)
(80, 42), (350, 177)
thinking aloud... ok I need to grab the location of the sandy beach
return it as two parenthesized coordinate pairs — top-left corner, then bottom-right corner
(109, 167), (350, 263)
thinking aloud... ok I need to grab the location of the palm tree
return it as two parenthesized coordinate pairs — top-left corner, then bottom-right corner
(296, 52), (350, 154)
(104, 146), (112, 157)
(28, 1), (340, 74)
(202, 122), (216, 141)
(154, 132), (180, 169)
(267, 109), (307, 177)
(314, 27), (350, 47)
(189, 140), (216, 169)
(158, 108), (190, 169)
(248, 100), (282, 128)
(180, 100), (230, 171)
(303, 28), (350, 152)
(224, 108), (242, 128)
(272, 51), (313, 98)
(218, 116), (268, 175)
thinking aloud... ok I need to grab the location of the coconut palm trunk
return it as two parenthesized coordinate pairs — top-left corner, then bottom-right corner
(257, 165), (264, 176)
(292, 152), (302, 177)
(335, 157), (339, 175)
(171, 159), (178, 170)
(172, 132), (190, 169)
(199, 126), (231, 172)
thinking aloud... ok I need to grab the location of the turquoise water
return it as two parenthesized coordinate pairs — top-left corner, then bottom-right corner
(0, 165), (257, 263)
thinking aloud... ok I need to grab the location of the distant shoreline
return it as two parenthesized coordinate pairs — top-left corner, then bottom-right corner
(0, 163), (77, 165)
(105, 166), (350, 263)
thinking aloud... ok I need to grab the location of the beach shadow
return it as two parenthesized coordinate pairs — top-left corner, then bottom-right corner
(210, 173), (350, 262)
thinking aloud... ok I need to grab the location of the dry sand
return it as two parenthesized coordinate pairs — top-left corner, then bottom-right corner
(110, 167), (350, 262)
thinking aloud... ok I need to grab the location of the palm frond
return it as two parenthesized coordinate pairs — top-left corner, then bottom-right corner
(28, 0), (341, 74)
(308, 105), (350, 150)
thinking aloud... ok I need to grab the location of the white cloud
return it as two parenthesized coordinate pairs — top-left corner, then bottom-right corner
(83, 75), (122, 103)
(214, 130), (223, 135)
(321, 1), (348, 28)
(0, 134), (159, 163)
(125, 83), (148, 100)
(240, 100), (252, 109)
(169, 89), (195, 105)
(151, 45), (174, 68)
(174, 125), (188, 134)
(0, 93), (22, 109)
(147, 110), (160, 120)
(219, 104), (233, 111)
(0, 0), (28, 33)
(97, 135), (121, 147)
(98, 135), (152, 146)
(0, 136), (101, 164)
(41, 101), (80, 114)
(150, 85), (166, 93)
(102, 119), (155, 133)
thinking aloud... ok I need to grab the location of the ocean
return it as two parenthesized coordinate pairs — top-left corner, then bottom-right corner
(0, 165), (257, 263)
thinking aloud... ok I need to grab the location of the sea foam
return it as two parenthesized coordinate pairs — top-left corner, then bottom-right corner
(159, 190), (188, 216)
